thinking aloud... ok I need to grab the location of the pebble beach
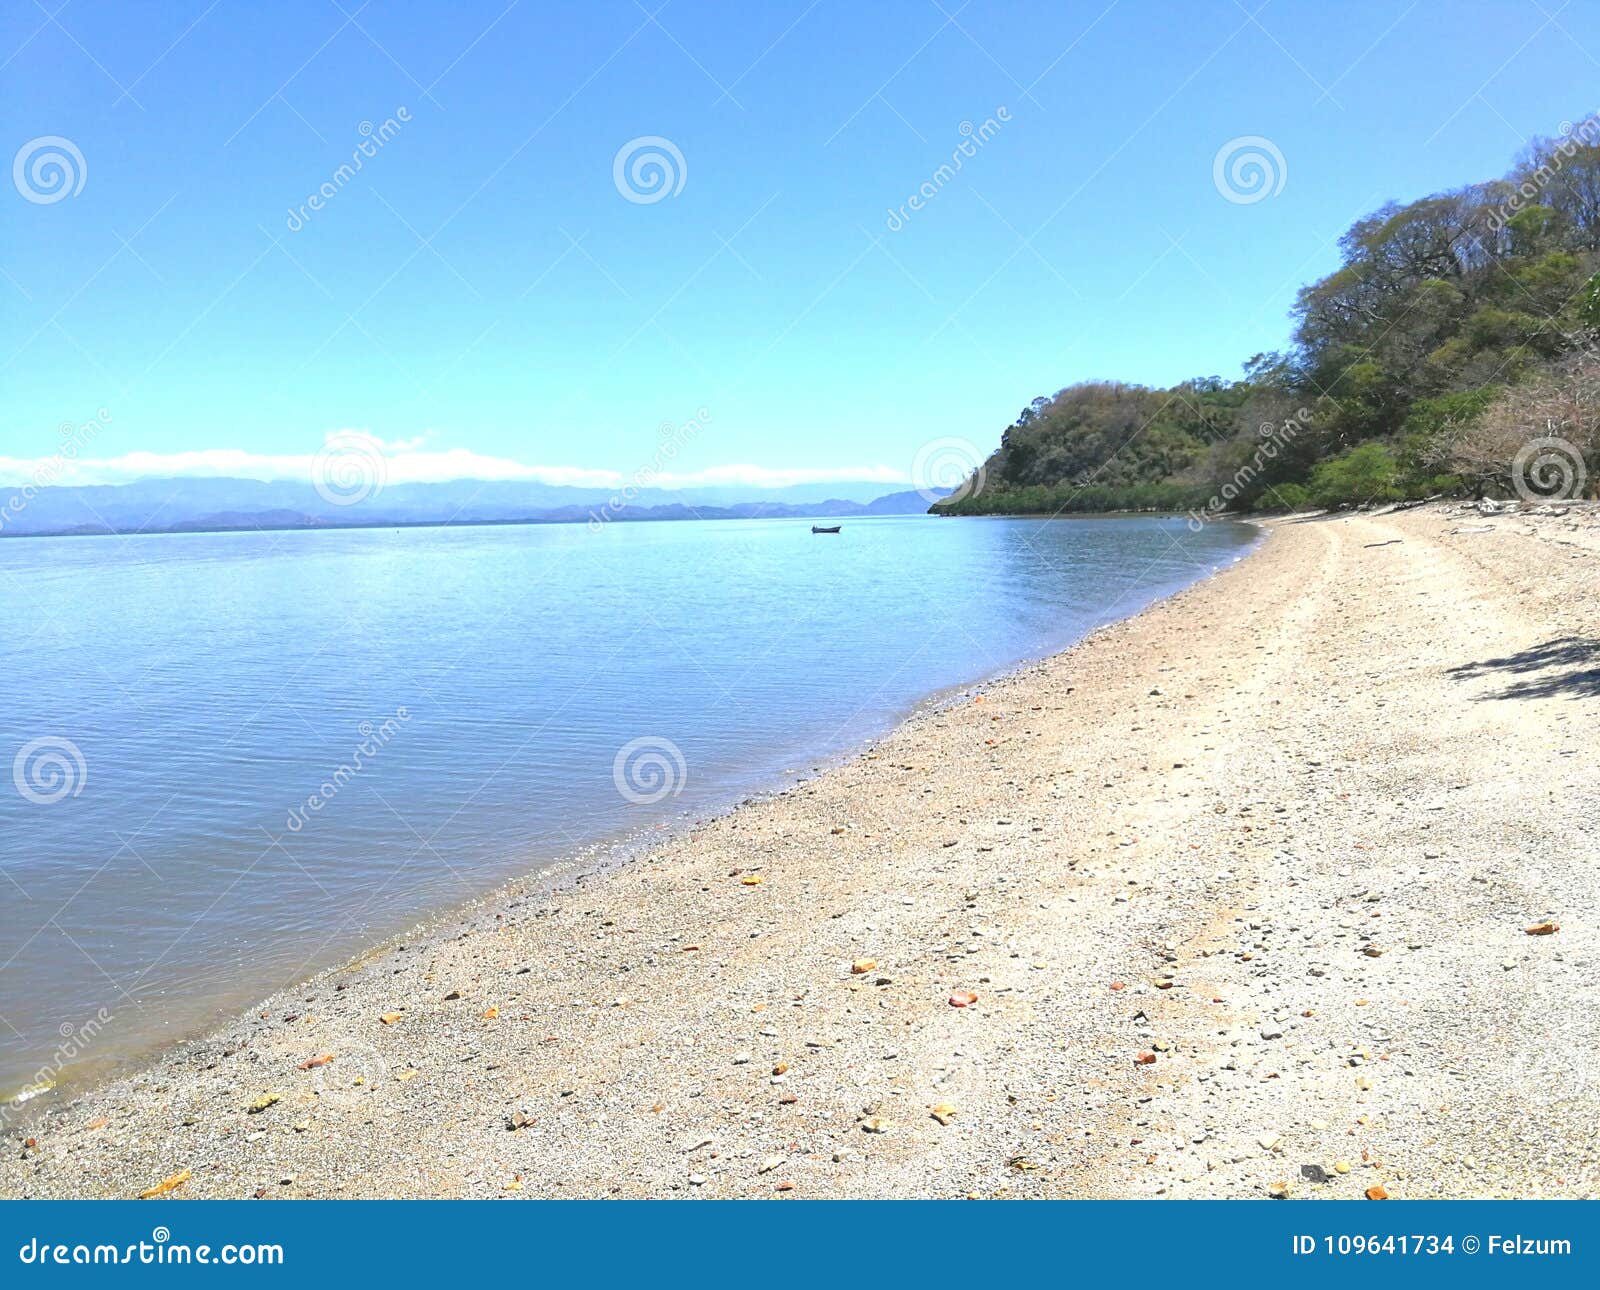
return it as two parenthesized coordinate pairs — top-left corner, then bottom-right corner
(4, 503), (1597, 1200)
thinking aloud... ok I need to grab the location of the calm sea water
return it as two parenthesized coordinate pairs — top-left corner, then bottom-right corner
(0, 514), (1254, 1098)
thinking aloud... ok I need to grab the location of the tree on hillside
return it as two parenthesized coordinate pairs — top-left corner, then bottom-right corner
(933, 121), (1600, 519)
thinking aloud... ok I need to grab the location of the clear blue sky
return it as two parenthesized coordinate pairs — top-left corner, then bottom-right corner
(3, 0), (1598, 487)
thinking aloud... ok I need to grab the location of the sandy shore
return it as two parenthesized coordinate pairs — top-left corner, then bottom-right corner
(5, 503), (1598, 1200)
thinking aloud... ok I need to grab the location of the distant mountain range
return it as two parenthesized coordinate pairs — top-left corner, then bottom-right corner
(0, 477), (946, 538)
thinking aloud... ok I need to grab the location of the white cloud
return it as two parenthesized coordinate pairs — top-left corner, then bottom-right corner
(647, 464), (908, 489)
(0, 431), (912, 491)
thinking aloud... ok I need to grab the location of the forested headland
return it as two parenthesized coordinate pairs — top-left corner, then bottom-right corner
(934, 125), (1600, 518)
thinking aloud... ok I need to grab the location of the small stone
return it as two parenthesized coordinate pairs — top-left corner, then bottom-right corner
(246, 1093), (280, 1114)
(732, 1051), (752, 1065)
(1334, 1160), (1351, 1174)
(1258, 1133), (1282, 1152)
(758, 1154), (786, 1174)
(930, 1104), (957, 1125)
(1366, 1184), (1389, 1200)
(688, 1173), (707, 1186)
(850, 958), (877, 974)
(1267, 1180), (1290, 1198)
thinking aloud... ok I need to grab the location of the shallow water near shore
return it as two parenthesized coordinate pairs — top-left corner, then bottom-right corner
(0, 513), (1254, 1098)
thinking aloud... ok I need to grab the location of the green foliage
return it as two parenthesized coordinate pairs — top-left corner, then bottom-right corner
(934, 129), (1600, 519)
(935, 480), (1215, 517)
(1259, 482), (1311, 511)
(1580, 272), (1600, 330)
(1397, 387), (1498, 478)
(1308, 444), (1403, 508)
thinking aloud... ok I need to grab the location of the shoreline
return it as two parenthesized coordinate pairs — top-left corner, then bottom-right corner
(1, 521), (1259, 1115)
(1, 505), (1247, 544)
(5, 503), (1596, 1199)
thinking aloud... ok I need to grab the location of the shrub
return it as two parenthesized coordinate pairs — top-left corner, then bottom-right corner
(1308, 444), (1403, 508)
(1259, 482), (1312, 511)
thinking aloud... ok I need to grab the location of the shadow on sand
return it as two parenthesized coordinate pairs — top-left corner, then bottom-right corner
(1447, 635), (1600, 701)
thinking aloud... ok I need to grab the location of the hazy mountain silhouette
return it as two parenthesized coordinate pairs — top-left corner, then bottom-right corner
(0, 477), (945, 538)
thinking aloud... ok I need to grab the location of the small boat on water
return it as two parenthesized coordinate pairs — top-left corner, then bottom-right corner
(811, 524), (841, 534)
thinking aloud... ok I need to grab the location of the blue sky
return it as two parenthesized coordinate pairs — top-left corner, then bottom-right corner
(3, 0), (1599, 490)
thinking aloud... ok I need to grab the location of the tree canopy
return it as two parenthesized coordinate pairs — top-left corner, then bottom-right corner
(936, 125), (1600, 517)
